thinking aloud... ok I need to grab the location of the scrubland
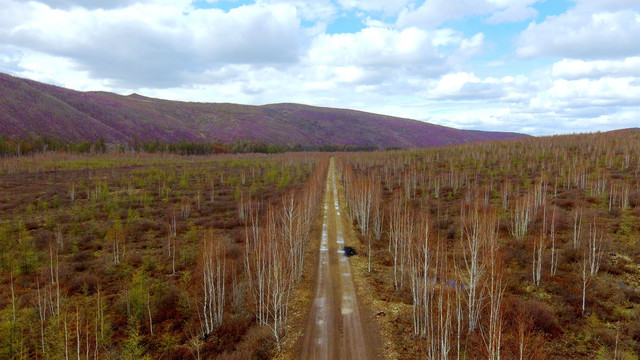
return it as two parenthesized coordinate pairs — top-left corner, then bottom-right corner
(2, 129), (639, 359)
(0, 151), (328, 359)
(338, 130), (640, 359)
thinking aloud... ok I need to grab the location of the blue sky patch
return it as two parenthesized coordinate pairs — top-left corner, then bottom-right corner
(191, 0), (253, 11)
(326, 11), (365, 34)
(533, 0), (574, 21)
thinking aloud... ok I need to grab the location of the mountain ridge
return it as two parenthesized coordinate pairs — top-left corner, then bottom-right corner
(0, 72), (529, 148)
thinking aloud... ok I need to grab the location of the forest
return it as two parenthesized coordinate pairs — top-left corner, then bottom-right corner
(338, 129), (640, 359)
(0, 129), (639, 359)
(0, 151), (328, 359)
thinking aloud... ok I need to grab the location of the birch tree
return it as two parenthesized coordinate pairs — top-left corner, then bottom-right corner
(460, 202), (486, 333)
(587, 220), (604, 276)
(202, 230), (226, 335)
(549, 207), (559, 276)
(483, 213), (504, 360)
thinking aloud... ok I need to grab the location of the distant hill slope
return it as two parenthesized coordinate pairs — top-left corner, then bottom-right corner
(0, 72), (528, 148)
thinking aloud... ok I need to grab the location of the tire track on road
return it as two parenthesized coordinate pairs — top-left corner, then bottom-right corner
(300, 157), (370, 360)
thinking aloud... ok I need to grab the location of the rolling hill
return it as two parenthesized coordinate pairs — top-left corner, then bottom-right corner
(0, 72), (528, 148)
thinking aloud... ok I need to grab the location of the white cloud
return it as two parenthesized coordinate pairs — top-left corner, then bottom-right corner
(261, 0), (336, 23)
(299, 25), (486, 97)
(0, 45), (22, 74)
(1, 1), (302, 87)
(11, 50), (112, 90)
(545, 77), (640, 107)
(307, 27), (448, 68)
(33, 0), (151, 10)
(517, 7), (640, 59)
(1, 0), (639, 136)
(396, 0), (538, 28)
(452, 33), (485, 59)
(430, 72), (510, 100)
(396, 0), (487, 29)
(433, 72), (478, 94)
(486, 3), (536, 24)
(551, 57), (640, 79)
(333, 66), (365, 83)
(336, 0), (411, 15)
(573, 0), (640, 12)
(425, 70), (540, 103)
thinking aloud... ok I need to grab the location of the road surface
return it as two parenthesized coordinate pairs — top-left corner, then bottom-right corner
(300, 157), (373, 360)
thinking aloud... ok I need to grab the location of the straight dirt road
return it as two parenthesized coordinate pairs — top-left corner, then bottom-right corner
(300, 157), (374, 360)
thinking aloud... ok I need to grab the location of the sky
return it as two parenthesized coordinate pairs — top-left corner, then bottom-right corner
(1, 0), (639, 135)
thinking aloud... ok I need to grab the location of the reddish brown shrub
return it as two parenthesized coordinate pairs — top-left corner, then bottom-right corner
(67, 271), (98, 294)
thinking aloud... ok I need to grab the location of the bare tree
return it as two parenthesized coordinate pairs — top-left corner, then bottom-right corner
(483, 214), (504, 360)
(371, 185), (383, 244)
(108, 218), (126, 265)
(245, 201), (267, 325)
(64, 315), (69, 360)
(280, 192), (301, 279)
(587, 220), (604, 276)
(241, 157), (327, 350)
(181, 198), (191, 218)
(621, 183), (630, 210)
(76, 307), (81, 360)
(202, 230), (226, 335)
(549, 207), (559, 276)
(572, 209), (583, 249)
(509, 193), (532, 241)
(56, 225), (64, 251)
(49, 242), (61, 316)
(147, 290), (154, 335)
(209, 182), (215, 202)
(37, 278), (46, 356)
(407, 215), (456, 360)
(501, 181), (510, 210)
(408, 214), (430, 337)
(389, 193), (408, 289)
(238, 190), (247, 223)
(581, 251), (590, 315)
(167, 212), (178, 274)
(10, 269), (16, 327)
(97, 285), (105, 343)
(265, 211), (293, 351)
(341, 165), (384, 272)
(532, 232), (544, 287)
(532, 205), (546, 287)
(245, 206), (295, 351)
(460, 202), (486, 333)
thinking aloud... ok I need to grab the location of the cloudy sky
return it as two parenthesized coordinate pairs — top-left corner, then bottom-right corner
(1, 0), (639, 135)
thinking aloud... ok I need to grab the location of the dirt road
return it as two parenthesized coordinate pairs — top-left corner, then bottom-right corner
(300, 157), (374, 360)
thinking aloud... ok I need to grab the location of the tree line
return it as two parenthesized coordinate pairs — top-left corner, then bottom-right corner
(0, 135), (380, 157)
